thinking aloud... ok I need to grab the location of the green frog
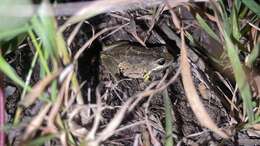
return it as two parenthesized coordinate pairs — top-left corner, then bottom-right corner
(101, 42), (173, 80)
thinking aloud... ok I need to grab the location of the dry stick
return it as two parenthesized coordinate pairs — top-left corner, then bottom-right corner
(180, 29), (228, 138)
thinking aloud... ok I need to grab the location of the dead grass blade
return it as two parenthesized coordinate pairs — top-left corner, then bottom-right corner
(180, 29), (229, 138)
(60, 132), (68, 146)
(165, 0), (181, 30)
(86, 85), (103, 140)
(73, 26), (118, 61)
(22, 103), (52, 140)
(126, 19), (146, 47)
(59, 0), (211, 32)
(19, 69), (61, 108)
(67, 21), (84, 47)
(47, 72), (72, 133)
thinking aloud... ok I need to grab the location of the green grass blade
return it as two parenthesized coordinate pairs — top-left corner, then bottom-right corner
(0, 26), (29, 42)
(195, 13), (221, 43)
(231, 6), (241, 40)
(28, 29), (50, 74)
(0, 55), (27, 89)
(0, 0), (33, 41)
(21, 51), (39, 100)
(163, 89), (174, 146)
(235, 0), (242, 11)
(245, 41), (259, 68)
(31, 2), (59, 61)
(223, 30), (254, 122)
(27, 134), (55, 146)
(219, 0), (229, 24)
(50, 80), (58, 101)
(241, 0), (260, 18)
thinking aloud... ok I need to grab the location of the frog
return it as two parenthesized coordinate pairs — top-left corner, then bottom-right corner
(101, 41), (173, 80)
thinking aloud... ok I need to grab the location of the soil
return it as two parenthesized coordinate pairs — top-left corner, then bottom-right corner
(4, 2), (260, 146)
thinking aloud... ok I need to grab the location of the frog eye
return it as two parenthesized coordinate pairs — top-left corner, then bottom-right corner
(156, 58), (165, 65)
(119, 65), (129, 73)
(119, 66), (124, 72)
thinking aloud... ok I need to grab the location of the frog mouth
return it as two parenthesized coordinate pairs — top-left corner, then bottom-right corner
(125, 72), (145, 78)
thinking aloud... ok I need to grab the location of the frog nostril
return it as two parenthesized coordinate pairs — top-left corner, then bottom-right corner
(157, 58), (165, 65)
